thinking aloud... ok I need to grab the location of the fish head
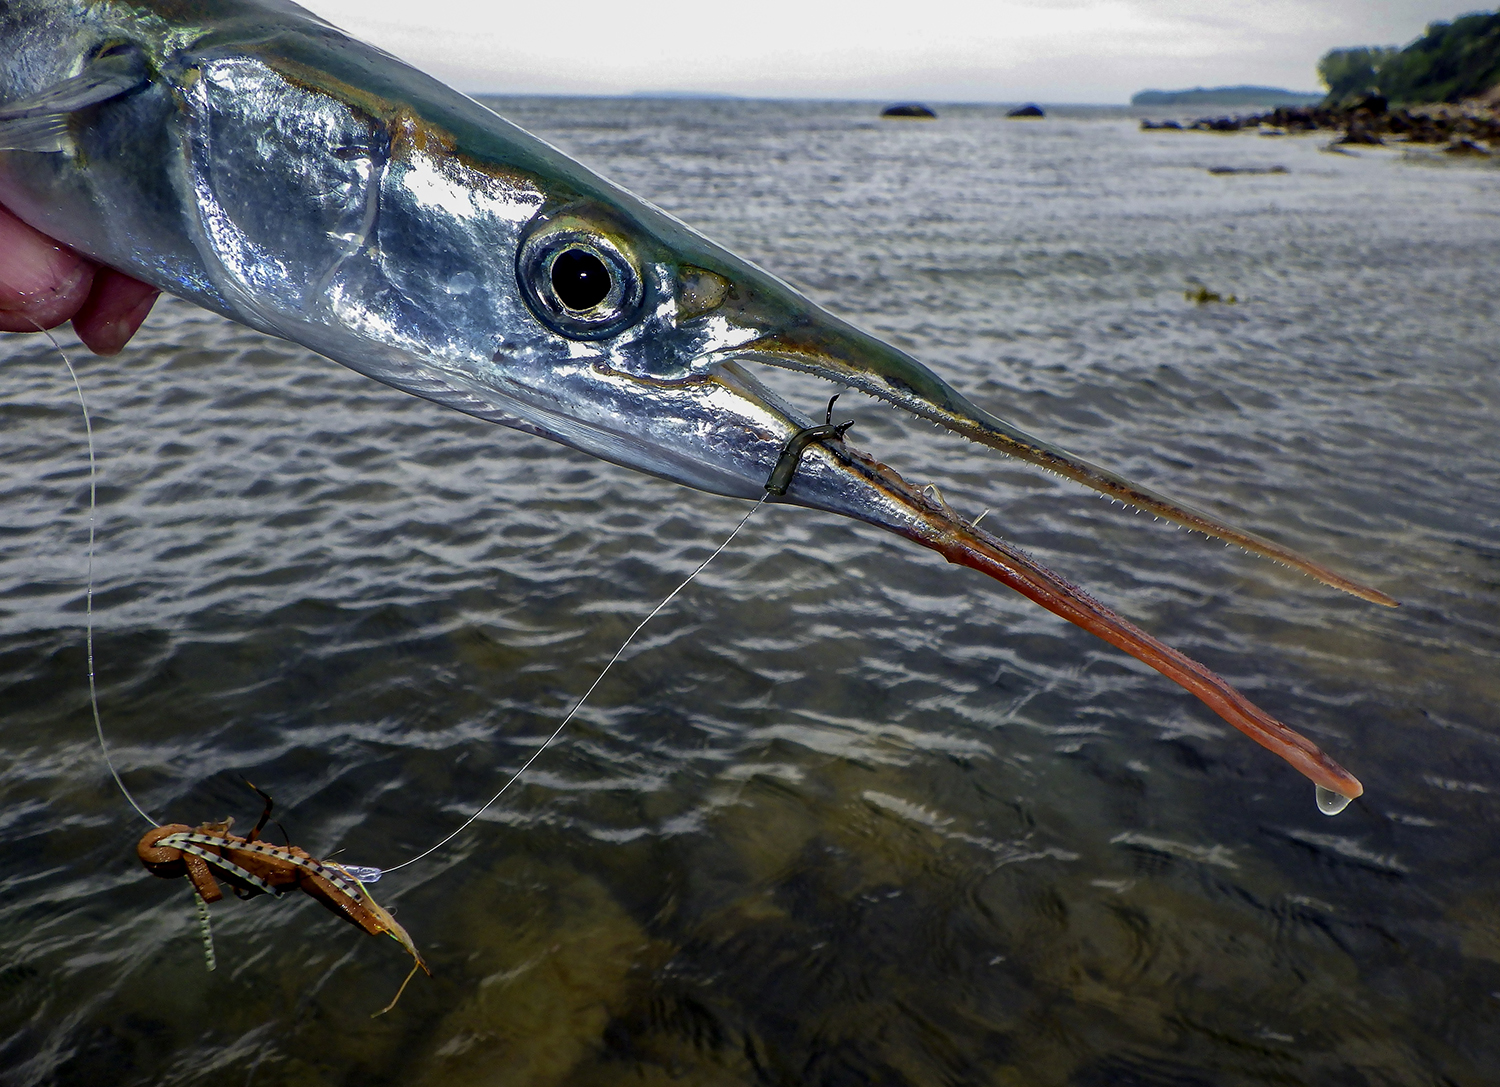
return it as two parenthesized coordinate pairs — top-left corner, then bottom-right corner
(394, 175), (999, 507)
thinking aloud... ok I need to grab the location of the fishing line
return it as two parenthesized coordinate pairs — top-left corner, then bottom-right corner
(43, 319), (762, 882)
(40, 328), (233, 972)
(39, 326), (157, 828)
(381, 492), (769, 875)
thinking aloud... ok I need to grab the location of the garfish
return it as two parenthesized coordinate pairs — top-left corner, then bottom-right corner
(0, 0), (1393, 807)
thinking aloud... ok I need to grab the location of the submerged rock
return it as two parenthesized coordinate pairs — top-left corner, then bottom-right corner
(1007, 103), (1045, 118)
(1147, 100), (1500, 152)
(1207, 165), (1288, 175)
(415, 858), (651, 1087)
(881, 103), (937, 119)
(1141, 119), (1184, 130)
(1192, 116), (1247, 131)
(1336, 120), (1385, 145)
(1343, 92), (1390, 116)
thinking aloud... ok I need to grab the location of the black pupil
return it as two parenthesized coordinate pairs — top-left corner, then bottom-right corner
(551, 248), (612, 311)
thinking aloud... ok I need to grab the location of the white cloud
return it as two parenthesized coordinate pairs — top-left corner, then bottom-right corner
(299, 0), (1481, 102)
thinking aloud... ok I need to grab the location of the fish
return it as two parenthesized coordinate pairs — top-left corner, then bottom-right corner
(0, 0), (1393, 806)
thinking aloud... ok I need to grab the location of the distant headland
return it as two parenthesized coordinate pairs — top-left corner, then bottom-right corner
(1131, 86), (1324, 108)
(1138, 8), (1500, 112)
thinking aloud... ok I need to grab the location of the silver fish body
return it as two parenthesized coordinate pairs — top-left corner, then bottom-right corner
(0, 0), (1390, 800)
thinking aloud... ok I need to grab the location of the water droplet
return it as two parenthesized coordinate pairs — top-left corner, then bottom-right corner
(1316, 786), (1352, 816)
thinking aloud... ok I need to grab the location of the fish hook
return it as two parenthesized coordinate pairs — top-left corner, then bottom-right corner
(765, 394), (855, 496)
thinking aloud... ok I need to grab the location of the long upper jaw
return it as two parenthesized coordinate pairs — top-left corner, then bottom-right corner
(681, 282), (1399, 608)
(542, 183), (1395, 607)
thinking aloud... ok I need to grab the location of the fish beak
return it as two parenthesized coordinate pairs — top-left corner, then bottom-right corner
(753, 397), (1365, 803)
(621, 237), (1378, 800)
(720, 309), (1396, 608)
(507, 227), (1375, 799)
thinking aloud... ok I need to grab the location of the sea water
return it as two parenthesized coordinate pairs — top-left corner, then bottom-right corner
(0, 99), (1497, 1085)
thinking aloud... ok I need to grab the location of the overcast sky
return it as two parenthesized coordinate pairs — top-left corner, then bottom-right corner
(298, 1), (1483, 103)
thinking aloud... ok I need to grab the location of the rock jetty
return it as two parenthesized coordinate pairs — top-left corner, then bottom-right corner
(1142, 99), (1499, 152)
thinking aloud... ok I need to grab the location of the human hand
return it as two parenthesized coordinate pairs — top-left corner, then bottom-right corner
(0, 203), (159, 355)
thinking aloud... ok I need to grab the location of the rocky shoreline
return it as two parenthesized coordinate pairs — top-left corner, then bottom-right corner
(1141, 97), (1500, 153)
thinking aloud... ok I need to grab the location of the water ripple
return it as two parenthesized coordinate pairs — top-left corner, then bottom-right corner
(1, 101), (1496, 1085)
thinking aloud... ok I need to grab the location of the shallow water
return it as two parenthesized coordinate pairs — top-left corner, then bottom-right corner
(1, 99), (1498, 1086)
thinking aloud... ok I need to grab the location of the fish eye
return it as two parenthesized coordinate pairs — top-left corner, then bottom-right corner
(517, 216), (644, 340)
(91, 39), (142, 60)
(550, 247), (611, 311)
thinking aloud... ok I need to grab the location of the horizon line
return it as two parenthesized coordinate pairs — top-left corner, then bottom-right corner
(466, 91), (1326, 109)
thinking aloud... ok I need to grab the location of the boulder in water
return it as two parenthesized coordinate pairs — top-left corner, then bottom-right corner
(1007, 104), (1045, 118)
(1207, 165), (1288, 175)
(881, 103), (936, 119)
(1185, 286), (1237, 304)
(1337, 121), (1384, 145)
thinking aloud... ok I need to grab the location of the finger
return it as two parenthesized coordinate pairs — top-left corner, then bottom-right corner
(0, 204), (95, 332)
(73, 266), (160, 355)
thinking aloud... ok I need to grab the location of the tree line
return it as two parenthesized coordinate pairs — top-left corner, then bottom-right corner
(1319, 9), (1500, 104)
